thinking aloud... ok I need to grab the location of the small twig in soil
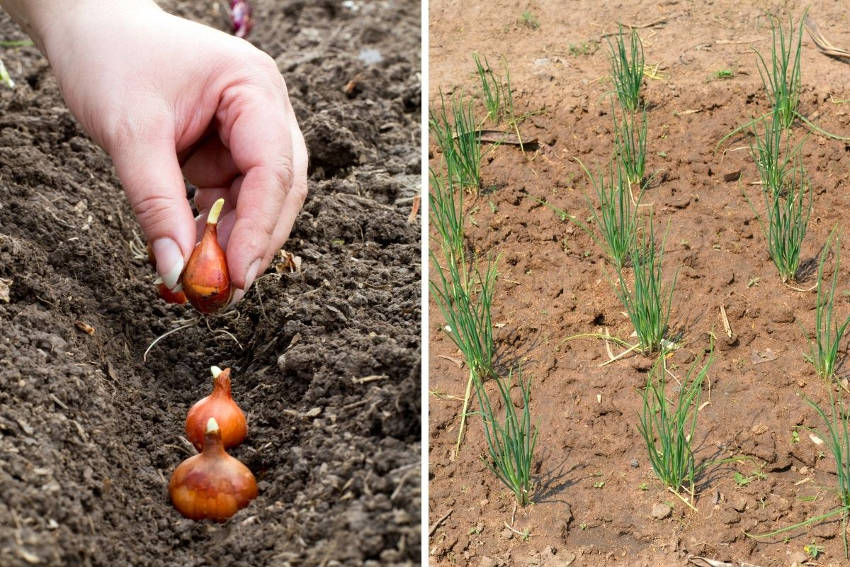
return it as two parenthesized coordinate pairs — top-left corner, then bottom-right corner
(407, 194), (420, 224)
(687, 556), (736, 567)
(719, 305), (732, 338)
(437, 354), (464, 368)
(714, 38), (764, 45)
(49, 393), (69, 411)
(453, 370), (474, 461)
(352, 374), (388, 384)
(429, 510), (453, 536)
(429, 389), (464, 402)
(390, 468), (417, 501)
(599, 16), (670, 39)
(456, 129), (537, 147)
(341, 398), (370, 412)
(74, 420), (90, 446)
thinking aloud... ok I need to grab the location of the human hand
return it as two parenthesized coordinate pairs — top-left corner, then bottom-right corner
(25, 0), (308, 302)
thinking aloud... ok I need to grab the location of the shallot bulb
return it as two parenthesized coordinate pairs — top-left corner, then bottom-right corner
(229, 1), (253, 38)
(182, 198), (232, 314)
(169, 417), (257, 521)
(185, 366), (247, 451)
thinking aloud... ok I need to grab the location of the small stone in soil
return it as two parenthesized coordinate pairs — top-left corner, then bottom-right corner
(630, 458), (639, 468)
(651, 503), (672, 520)
(789, 550), (808, 565)
(501, 527), (513, 539)
(630, 355), (654, 371)
(731, 496), (747, 512)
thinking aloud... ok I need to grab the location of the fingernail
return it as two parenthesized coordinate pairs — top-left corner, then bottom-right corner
(244, 259), (262, 291)
(226, 288), (245, 310)
(151, 237), (184, 290)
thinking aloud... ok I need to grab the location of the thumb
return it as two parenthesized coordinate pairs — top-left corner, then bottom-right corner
(111, 135), (195, 289)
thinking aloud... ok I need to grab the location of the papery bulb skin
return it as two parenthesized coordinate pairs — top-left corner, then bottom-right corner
(169, 418), (258, 521)
(186, 367), (247, 451)
(182, 198), (232, 314)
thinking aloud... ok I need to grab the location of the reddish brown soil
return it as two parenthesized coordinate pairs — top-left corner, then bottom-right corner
(1, 1), (420, 565)
(429, 2), (850, 566)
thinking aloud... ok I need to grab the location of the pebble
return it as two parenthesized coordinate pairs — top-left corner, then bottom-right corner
(731, 496), (747, 513)
(651, 503), (672, 520)
(630, 459), (639, 468)
(789, 550), (808, 565)
(770, 307), (795, 324)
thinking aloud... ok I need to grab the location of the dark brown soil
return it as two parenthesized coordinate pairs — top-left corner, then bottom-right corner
(0, 1), (420, 565)
(429, 2), (850, 566)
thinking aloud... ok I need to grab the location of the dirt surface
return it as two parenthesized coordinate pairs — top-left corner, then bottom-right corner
(0, 1), (420, 565)
(429, 1), (850, 566)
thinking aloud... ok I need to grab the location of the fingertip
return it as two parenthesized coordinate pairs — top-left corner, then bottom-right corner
(225, 287), (246, 311)
(151, 237), (185, 290)
(244, 258), (262, 291)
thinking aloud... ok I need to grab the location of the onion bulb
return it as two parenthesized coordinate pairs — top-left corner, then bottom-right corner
(182, 198), (232, 314)
(169, 417), (257, 521)
(186, 366), (247, 451)
(229, 1), (253, 38)
(157, 282), (187, 305)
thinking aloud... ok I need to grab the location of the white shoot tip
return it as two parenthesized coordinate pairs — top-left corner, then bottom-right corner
(210, 366), (223, 378)
(206, 417), (220, 433)
(208, 198), (225, 225)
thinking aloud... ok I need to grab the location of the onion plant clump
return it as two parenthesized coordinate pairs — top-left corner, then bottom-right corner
(613, 107), (648, 187)
(719, 9), (848, 149)
(429, 163), (497, 383)
(750, 105), (796, 196)
(804, 395), (850, 556)
(755, 12), (803, 130)
(429, 167), (465, 271)
(430, 253), (498, 383)
(615, 216), (676, 354)
(429, 91), (482, 189)
(607, 25), (644, 112)
(430, 162), (498, 457)
(760, 158), (812, 283)
(808, 231), (850, 381)
(638, 350), (713, 500)
(473, 367), (538, 507)
(750, 394), (850, 558)
(578, 159), (642, 271)
(474, 53), (505, 125)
